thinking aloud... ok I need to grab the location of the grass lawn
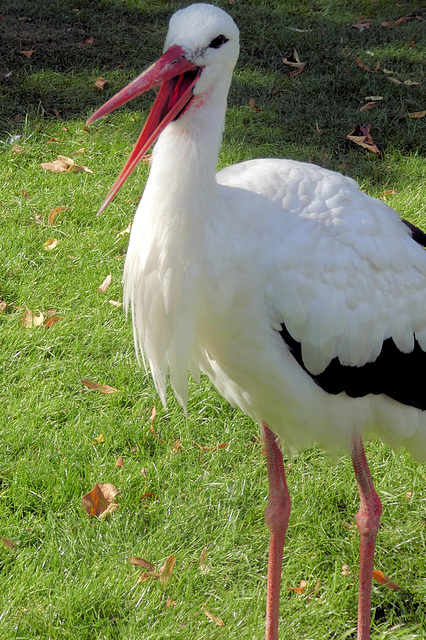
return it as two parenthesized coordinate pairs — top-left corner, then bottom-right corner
(1, 0), (425, 638)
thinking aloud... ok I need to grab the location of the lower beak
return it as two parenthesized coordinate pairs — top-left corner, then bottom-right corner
(87, 44), (201, 215)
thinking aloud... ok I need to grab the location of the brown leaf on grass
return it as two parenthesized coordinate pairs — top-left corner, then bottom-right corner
(171, 439), (181, 454)
(381, 16), (423, 27)
(342, 564), (351, 577)
(79, 36), (94, 46)
(43, 316), (62, 327)
(109, 300), (122, 308)
(352, 21), (370, 30)
(288, 66), (305, 78)
(71, 147), (86, 155)
(346, 124), (380, 154)
(360, 102), (378, 112)
(43, 238), (59, 251)
(194, 442), (228, 451)
(48, 206), (69, 226)
(137, 570), (161, 582)
(21, 307), (44, 327)
(372, 569), (402, 591)
(381, 189), (397, 200)
(92, 434), (105, 445)
(129, 556), (157, 571)
(21, 50), (35, 58)
(81, 379), (121, 394)
(115, 221), (132, 243)
(1, 537), (16, 550)
(160, 555), (176, 587)
(356, 58), (380, 73)
(81, 483), (119, 518)
(12, 143), (25, 154)
(288, 579), (308, 595)
(0, 300), (7, 313)
(115, 456), (124, 468)
(408, 110), (426, 118)
(249, 98), (261, 112)
(282, 48), (306, 72)
(139, 492), (158, 502)
(41, 155), (93, 174)
(93, 77), (108, 90)
(149, 405), (163, 442)
(200, 545), (211, 574)
(98, 274), (112, 292)
(204, 609), (225, 626)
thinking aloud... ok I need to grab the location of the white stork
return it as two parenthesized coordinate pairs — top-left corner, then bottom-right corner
(87, 4), (426, 639)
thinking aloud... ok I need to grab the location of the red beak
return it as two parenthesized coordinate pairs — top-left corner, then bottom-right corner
(87, 45), (201, 215)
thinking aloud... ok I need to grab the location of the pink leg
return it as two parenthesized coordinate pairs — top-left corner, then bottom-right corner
(351, 436), (382, 640)
(262, 423), (291, 640)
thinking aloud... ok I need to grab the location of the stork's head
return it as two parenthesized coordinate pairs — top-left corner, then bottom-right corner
(87, 3), (239, 215)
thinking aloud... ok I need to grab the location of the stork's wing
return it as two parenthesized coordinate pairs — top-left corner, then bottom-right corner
(217, 158), (426, 409)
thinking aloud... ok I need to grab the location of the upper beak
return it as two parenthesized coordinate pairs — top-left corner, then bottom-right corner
(87, 44), (201, 215)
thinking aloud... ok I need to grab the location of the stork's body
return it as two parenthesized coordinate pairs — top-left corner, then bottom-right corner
(88, 5), (426, 639)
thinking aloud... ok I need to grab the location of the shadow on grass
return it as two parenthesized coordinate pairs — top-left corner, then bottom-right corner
(0, 0), (424, 180)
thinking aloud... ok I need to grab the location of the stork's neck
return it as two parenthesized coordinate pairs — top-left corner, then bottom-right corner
(145, 78), (230, 214)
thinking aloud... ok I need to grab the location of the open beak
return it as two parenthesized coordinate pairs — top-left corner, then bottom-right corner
(87, 44), (201, 215)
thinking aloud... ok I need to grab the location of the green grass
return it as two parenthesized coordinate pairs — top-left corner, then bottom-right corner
(1, 0), (426, 638)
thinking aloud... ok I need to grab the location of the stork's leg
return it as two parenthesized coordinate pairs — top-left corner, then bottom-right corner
(262, 423), (291, 640)
(351, 436), (382, 640)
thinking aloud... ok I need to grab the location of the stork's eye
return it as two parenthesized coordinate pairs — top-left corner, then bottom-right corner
(209, 34), (228, 49)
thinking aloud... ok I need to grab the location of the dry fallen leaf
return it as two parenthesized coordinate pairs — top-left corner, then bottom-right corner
(149, 405), (163, 442)
(79, 36), (94, 46)
(1, 537), (16, 550)
(43, 238), (59, 251)
(0, 300), (7, 313)
(249, 98), (261, 112)
(356, 57), (380, 73)
(48, 206), (69, 226)
(360, 102), (378, 112)
(408, 110), (426, 118)
(115, 221), (132, 243)
(346, 124), (380, 154)
(115, 456), (124, 468)
(81, 379), (121, 394)
(129, 556), (157, 570)
(21, 307), (44, 327)
(98, 274), (112, 293)
(200, 545), (211, 574)
(204, 609), (225, 626)
(282, 48), (306, 72)
(372, 569), (402, 591)
(81, 482), (119, 518)
(342, 564), (351, 577)
(171, 439), (181, 454)
(194, 442), (228, 451)
(93, 77), (108, 90)
(352, 21), (370, 30)
(92, 434), (105, 445)
(288, 579), (308, 595)
(109, 300), (122, 308)
(21, 49), (35, 58)
(160, 555), (176, 587)
(137, 570), (161, 582)
(41, 155), (93, 174)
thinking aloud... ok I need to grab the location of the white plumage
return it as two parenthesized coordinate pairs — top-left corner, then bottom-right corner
(88, 4), (426, 639)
